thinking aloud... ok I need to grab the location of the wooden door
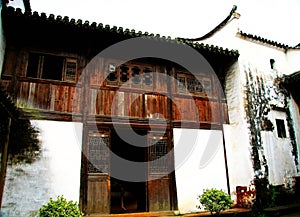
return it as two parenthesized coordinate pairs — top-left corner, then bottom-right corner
(86, 130), (110, 214)
(148, 132), (171, 211)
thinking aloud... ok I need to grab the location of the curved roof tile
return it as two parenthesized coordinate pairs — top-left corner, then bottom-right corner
(3, 6), (239, 58)
(238, 31), (291, 49)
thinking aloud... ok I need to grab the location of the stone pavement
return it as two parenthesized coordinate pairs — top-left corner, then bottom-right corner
(264, 203), (300, 217)
(84, 204), (300, 217)
(181, 208), (250, 216)
(280, 212), (300, 217)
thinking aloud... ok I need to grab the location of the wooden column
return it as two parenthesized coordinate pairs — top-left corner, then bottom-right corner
(168, 66), (178, 211)
(79, 61), (90, 213)
(0, 117), (11, 208)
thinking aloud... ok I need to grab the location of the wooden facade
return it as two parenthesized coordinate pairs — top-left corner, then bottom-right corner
(0, 6), (238, 215)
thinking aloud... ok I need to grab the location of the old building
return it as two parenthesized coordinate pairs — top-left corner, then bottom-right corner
(0, 1), (299, 216)
(0, 2), (239, 216)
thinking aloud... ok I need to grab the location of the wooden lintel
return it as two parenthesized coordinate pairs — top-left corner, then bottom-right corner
(20, 109), (83, 122)
(172, 121), (222, 130)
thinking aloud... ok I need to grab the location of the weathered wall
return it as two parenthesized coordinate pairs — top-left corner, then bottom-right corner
(201, 16), (300, 197)
(1, 121), (82, 217)
(262, 110), (297, 185)
(174, 129), (228, 214)
(223, 61), (254, 196)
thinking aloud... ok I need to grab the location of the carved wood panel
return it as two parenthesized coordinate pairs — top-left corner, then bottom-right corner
(88, 135), (110, 174)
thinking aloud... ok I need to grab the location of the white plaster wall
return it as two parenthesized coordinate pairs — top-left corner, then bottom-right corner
(223, 62), (254, 196)
(2, 121), (82, 217)
(174, 129), (227, 214)
(262, 110), (297, 185)
(201, 16), (298, 191)
(286, 49), (300, 75)
(234, 37), (287, 76)
(201, 18), (289, 76)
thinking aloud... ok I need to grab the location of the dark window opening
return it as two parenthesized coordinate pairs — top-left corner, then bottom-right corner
(132, 66), (141, 84)
(276, 119), (286, 138)
(107, 64), (117, 82)
(270, 59), (275, 69)
(42, 55), (63, 80)
(120, 65), (129, 83)
(26, 53), (77, 82)
(27, 53), (40, 78)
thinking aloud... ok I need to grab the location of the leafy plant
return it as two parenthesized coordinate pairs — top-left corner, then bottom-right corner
(38, 195), (83, 217)
(197, 188), (234, 215)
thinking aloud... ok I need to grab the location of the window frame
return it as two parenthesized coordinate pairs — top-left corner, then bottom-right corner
(105, 63), (154, 89)
(176, 72), (211, 96)
(26, 52), (78, 83)
(275, 119), (287, 138)
(63, 58), (78, 82)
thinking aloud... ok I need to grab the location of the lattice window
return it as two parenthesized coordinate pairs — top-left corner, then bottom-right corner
(177, 76), (186, 92)
(187, 77), (195, 93)
(132, 66), (141, 84)
(64, 58), (77, 82)
(202, 78), (212, 95)
(106, 64), (118, 83)
(120, 65), (129, 83)
(143, 68), (153, 86)
(105, 62), (154, 90)
(88, 135), (110, 173)
(149, 135), (169, 174)
(195, 79), (203, 93)
(177, 72), (211, 96)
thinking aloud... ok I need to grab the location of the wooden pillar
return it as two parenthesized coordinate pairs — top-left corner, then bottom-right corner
(79, 61), (90, 213)
(215, 71), (231, 195)
(0, 117), (11, 208)
(167, 65), (178, 211)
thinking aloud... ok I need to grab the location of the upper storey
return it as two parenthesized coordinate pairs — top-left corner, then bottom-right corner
(0, 6), (239, 128)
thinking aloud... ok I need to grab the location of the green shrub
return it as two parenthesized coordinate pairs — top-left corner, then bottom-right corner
(197, 188), (234, 215)
(38, 195), (83, 217)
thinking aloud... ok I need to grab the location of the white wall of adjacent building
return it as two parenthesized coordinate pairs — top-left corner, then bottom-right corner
(1, 121), (82, 217)
(197, 14), (300, 201)
(174, 129), (228, 214)
(223, 61), (254, 195)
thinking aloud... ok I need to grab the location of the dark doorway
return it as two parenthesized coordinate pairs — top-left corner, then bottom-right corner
(110, 128), (148, 213)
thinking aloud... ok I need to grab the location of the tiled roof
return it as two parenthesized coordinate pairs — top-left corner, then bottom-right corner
(2, 6), (239, 58)
(238, 31), (291, 49)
